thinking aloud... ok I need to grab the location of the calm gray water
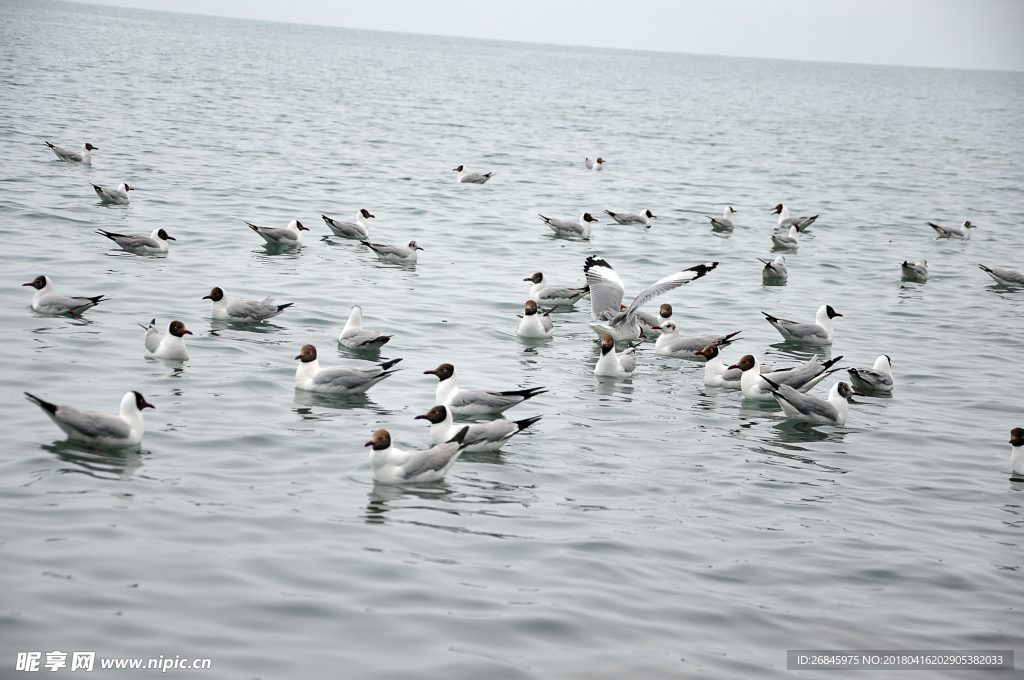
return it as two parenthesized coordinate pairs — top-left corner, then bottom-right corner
(2, 1), (1023, 677)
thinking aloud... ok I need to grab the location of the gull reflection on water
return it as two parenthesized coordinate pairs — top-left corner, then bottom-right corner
(42, 439), (146, 481)
(293, 389), (391, 416)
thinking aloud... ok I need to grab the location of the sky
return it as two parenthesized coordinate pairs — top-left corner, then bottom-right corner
(71, 0), (1024, 72)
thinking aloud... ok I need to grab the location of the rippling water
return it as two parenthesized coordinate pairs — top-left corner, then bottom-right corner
(2, 1), (1023, 677)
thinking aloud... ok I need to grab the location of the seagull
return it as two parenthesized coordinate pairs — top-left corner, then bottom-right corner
(762, 304), (842, 345)
(847, 355), (893, 393)
(93, 182), (133, 205)
(22, 275), (106, 316)
(25, 390), (153, 447)
(771, 204), (818, 231)
(424, 363), (546, 415)
(203, 287), (292, 323)
(517, 300), (554, 338)
(142, 319), (191, 361)
(539, 212), (599, 239)
(694, 343), (759, 389)
(1011, 428), (1024, 478)
(453, 165), (493, 184)
(594, 334), (637, 377)
(46, 141), (96, 163)
(771, 225), (800, 249)
(416, 405), (541, 452)
(524, 272), (589, 307)
(361, 239), (422, 263)
(366, 427), (470, 484)
(339, 305), (392, 350)
(97, 228), (175, 254)
(759, 256), (788, 283)
(653, 321), (740, 358)
(294, 345), (401, 394)
(730, 354), (844, 401)
(706, 206), (737, 230)
(604, 209), (656, 227)
(585, 157), (605, 170)
(322, 210), (373, 240)
(761, 378), (859, 426)
(246, 219), (308, 247)
(979, 264), (1024, 287)
(901, 259), (928, 282)
(929, 220), (976, 239)
(636, 303), (673, 339)
(584, 255), (719, 341)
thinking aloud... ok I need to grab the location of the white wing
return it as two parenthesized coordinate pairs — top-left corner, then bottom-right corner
(584, 256), (625, 321)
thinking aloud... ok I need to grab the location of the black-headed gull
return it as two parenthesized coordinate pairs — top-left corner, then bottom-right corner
(23, 275), (106, 316)
(604, 209), (656, 227)
(761, 378), (858, 426)
(901, 259), (928, 282)
(653, 321), (740, 358)
(730, 354), (844, 401)
(339, 305), (392, 350)
(203, 287), (292, 322)
(540, 212), (599, 239)
(594, 334), (637, 377)
(517, 300), (554, 338)
(847, 355), (893, 393)
(771, 225), (800, 250)
(453, 165), (493, 184)
(416, 405), (541, 452)
(762, 304), (842, 345)
(361, 239), (422, 263)
(142, 319), (191, 361)
(706, 206), (736, 230)
(636, 303), (673, 339)
(929, 220), (976, 239)
(322, 210), (373, 240)
(25, 390), (153, 447)
(294, 345), (401, 394)
(979, 264), (1024, 287)
(524, 272), (589, 307)
(585, 255), (718, 341)
(759, 256), (788, 283)
(246, 219), (308, 247)
(695, 343), (769, 389)
(97, 228), (175, 254)
(46, 141), (96, 163)
(424, 363), (546, 415)
(366, 427), (470, 484)
(1011, 428), (1024, 478)
(585, 157), (605, 170)
(771, 204), (818, 231)
(93, 182), (133, 205)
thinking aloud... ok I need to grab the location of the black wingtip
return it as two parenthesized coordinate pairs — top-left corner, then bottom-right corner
(761, 311), (779, 323)
(276, 302), (294, 312)
(448, 425), (470, 446)
(688, 261), (719, 278)
(514, 415), (542, 431)
(978, 264), (992, 273)
(379, 357), (403, 371)
(584, 255), (613, 273)
(25, 392), (58, 414)
(821, 355), (844, 370)
(760, 375), (781, 391)
(88, 295), (107, 304)
(503, 386), (547, 400)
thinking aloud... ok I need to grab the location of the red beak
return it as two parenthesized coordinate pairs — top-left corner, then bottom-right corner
(202, 295), (212, 299)
(364, 441), (373, 447)
(295, 354), (304, 360)
(183, 330), (193, 335)
(727, 364), (739, 370)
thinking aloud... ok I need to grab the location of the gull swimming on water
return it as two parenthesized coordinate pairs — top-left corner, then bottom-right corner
(706, 206), (737, 230)
(604, 209), (656, 227)
(416, 405), (541, 452)
(979, 264), (1024, 287)
(762, 304), (842, 345)
(339, 305), (392, 350)
(424, 363), (546, 415)
(759, 256), (788, 283)
(771, 225), (800, 250)
(695, 343), (768, 389)
(761, 378), (859, 426)
(636, 303), (673, 338)
(142, 319), (192, 361)
(295, 345), (401, 394)
(593, 334), (637, 378)
(322, 210), (374, 240)
(584, 255), (718, 341)
(25, 390), (154, 447)
(585, 157), (605, 170)
(246, 219), (309, 247)
(771, 204), (818, 231)
(366, 427), (470, 484)
(901, 259), (928, 282)
(203, 287), (292, 323)
(524, 272), (589, 307)
(653, 321), (740, 358)
(453, 165), (493, 184)
(730, 354), (844, 401)
(23, 275), (106, 316)
(929, 220), (976, 239)
(361, 240), (422, 263)
(46, 141), (96, 163)
(517, 300), (554, 338)
(540, 212), (599, 239)
(93, 182), (133, 205)
(847, 355), (893, 393)
(1011, 428), (1024, 479)
(97, 228), (175, 254)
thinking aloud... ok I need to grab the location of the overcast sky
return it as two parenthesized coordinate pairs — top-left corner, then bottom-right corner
(73, 0), (1024, 72)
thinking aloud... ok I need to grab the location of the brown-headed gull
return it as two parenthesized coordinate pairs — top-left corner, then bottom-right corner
(762, 304), (842, 345)
(653, 321), (740, 358)
(929, 220), (976, 239)
(759, 256), (788, 283)
(424, 363), (546, 415)
(604, 209), (656, 227)
(540, 212), (599, 239)
(695, 343), (773, 389)
(25, 391), (153, 447)
(771, 204), (818, 231)
(366, 427), (470, 484)
(416, 405), (541, 452)
(246, 219), (308, 247)
(453, 165), (493, 184)
(585, 157), (605, 170)
(594, 334), (637, 378)
(361, 239), (422, 263)
(203, 287), (292, 322)
(761, 378), (859, 426)
(97, 228), (175, 254)
(637, 303), (673, 339)
(93, 182), (133, 205)
(23, 275), (106, 316)
(142, 319), (191, 361)
(524, 272), (589, 307)
(294, 345), (401, 394)
(979, 264), (1024, 287)
(517, 300), (554, 338)
(322, 210), (373, 240)
(46, 141), (96, 163)
(339, 305), (392, 350)
(901, 259), (928, 281)
(847, 355), (893, 393)
(731, 354), (844, 401)
(706, 206), (736, 230)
